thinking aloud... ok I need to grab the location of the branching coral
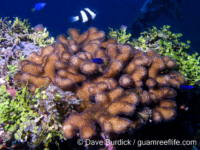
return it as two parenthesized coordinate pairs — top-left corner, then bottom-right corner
(14, 27), (185, 140)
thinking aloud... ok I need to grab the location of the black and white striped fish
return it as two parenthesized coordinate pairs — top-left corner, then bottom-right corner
(70, 8), (97, 26)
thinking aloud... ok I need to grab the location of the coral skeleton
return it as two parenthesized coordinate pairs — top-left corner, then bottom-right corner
(14, 27), (185, 140)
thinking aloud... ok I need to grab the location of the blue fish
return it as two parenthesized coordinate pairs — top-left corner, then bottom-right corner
(31, 3), (46, 12)
(91, 58), (104, 65)
(180, 85), (194, 90)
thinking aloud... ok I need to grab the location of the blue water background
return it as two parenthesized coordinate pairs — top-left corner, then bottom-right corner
(0, 0), (200, 53)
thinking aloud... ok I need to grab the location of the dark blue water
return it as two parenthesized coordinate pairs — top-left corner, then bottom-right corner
(0, 0), (200, 52)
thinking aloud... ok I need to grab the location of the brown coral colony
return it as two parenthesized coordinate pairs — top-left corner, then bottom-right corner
(14, 27), (185, 140)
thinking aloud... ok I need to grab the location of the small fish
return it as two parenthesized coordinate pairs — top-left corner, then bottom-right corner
(180, 85), (194, 90)
(70, 8), (97, 26)
(91, 58), (104, 65)
(31, 3), (46, 12)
